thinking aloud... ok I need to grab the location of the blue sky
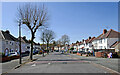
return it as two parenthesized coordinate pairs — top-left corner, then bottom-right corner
(2, 2), (118, 44)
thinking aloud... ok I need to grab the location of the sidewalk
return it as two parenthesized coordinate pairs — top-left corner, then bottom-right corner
(71, 54), (119, 72)
(2, 53), (47, 73)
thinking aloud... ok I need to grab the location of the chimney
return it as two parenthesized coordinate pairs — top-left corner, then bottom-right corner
(82, 39), (84, 42)
(88, 37), (91, 40)
(5, 30), (10, 34)
(103, 29), (107, 34)
(23, 36), (26, 39)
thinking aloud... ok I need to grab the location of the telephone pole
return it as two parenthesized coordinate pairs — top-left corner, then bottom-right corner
(19, 20), (22, 64)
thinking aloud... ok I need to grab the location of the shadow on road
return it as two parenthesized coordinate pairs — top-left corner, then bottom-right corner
(80, 59), (97, 61)
(54, 53), (70, 55)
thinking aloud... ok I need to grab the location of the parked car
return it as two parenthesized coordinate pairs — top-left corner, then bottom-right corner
(73, 50), (77, 53)
(25, 51), (30, 54)
(61, 50), (64, 54)
(50, 50), (53, 52)
(39, 50), (43, 54)
(56, 50), (59, 52)
(81, 51), (86, 54)
(77, 51), (84, 53)
(69, 50), (73, 53)
(9, 52), (18, 56)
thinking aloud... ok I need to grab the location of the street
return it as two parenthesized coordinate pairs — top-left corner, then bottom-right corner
(3, 52), (119, 74)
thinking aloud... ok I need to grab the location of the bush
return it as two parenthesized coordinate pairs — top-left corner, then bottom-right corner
(2, 53), (5, 57)
(70, 48), (74, 50)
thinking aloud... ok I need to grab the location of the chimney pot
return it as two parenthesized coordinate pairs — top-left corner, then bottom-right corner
(23, 36), (26, 39)
(89, 37), (91, 40)
(82, 39), (84, 42)
(103, 29), (107, 34)
(5, 30), (10, 34)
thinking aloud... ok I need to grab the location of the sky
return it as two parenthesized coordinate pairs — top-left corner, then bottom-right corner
(1, 2), (118, 44)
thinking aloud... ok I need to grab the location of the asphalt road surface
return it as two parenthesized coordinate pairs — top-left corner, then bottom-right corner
(5, 52), (119, 73)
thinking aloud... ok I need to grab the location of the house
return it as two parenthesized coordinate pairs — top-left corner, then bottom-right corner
(65, 44), (69, 50)
(0, 30), (19, 54)
(92, 29), (120, 52)
(73, 44), (78, 51)
(70, 43), (75, 49)
(110, 41), (120, 52)
(19, 36), (30, 53)
(70, 43), (76, 50)
(78, 41), (84, 51)
(33, 42), (41, 52)
(86, 37), (96, 52)
(78, 37), (95, 52)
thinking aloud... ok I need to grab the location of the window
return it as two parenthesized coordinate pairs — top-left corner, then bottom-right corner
(6, 41), (8, 44)
(99, 46), (102, 49)
(12, 43), (13, 45)
(104, 46), (106, 49)
(27, 46), (30, 49)
(104, 39), (106, 43)
(10, 42), (12, 45)
(99, 40), (102, 44)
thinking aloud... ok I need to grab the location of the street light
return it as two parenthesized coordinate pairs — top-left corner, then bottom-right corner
(19, 20), (22, 64)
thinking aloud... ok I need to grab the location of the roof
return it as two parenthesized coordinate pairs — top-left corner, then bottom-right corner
(78, 41), (83, 45)
(94, 34), (103, 40)
(88, 37), (96, 43)
(95, 29), (120, 40)
(1, 30), (18, 41)
(110, 41), (120, 48)
(18, 37), (29, 43)
(33, 41), (40, 45)
(84, 39), (89, 44)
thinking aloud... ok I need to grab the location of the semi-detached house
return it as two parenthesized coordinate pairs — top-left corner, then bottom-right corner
(0, 30), (19, 53)
(92, 29), (120, 51)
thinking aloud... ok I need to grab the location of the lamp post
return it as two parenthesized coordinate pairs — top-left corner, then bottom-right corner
(19, 20), (22, 64)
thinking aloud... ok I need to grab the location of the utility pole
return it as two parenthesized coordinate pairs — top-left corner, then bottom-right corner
(42, 33), (45, 57)
(19, 20), (22, 64)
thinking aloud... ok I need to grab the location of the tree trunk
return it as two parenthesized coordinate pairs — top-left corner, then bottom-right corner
(47, 42), (49, 54)
(30, 33), (35, 60)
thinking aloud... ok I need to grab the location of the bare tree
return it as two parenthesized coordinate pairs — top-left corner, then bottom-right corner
(40, 29), (55, 54)
(56, 39), (62, 50)
(61, 35), (70, 49)
(41, 32), (45, 44)
(40, 32), (45, 57)
(17, 4), (48, 60)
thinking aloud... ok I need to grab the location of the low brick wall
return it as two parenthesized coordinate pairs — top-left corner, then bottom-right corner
(77, 53), (82, 56)
(95, 52), (113, 58)
(0, 55), (20, 62)
(77, 53), (88, 57)
(95, 52), (102, 58)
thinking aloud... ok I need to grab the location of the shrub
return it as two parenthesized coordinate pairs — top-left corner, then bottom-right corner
(70, 48), (74, 50)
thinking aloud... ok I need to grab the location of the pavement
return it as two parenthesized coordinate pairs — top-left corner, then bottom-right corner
(1, 53), (47, 74)
(71, 54), (120, 73)
(1, 52), (119, 74)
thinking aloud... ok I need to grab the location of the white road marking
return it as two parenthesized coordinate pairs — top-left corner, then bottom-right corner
(31, 64), (36, 67)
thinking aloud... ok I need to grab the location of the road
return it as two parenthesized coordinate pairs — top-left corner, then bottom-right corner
(4, 52), (119, 74)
